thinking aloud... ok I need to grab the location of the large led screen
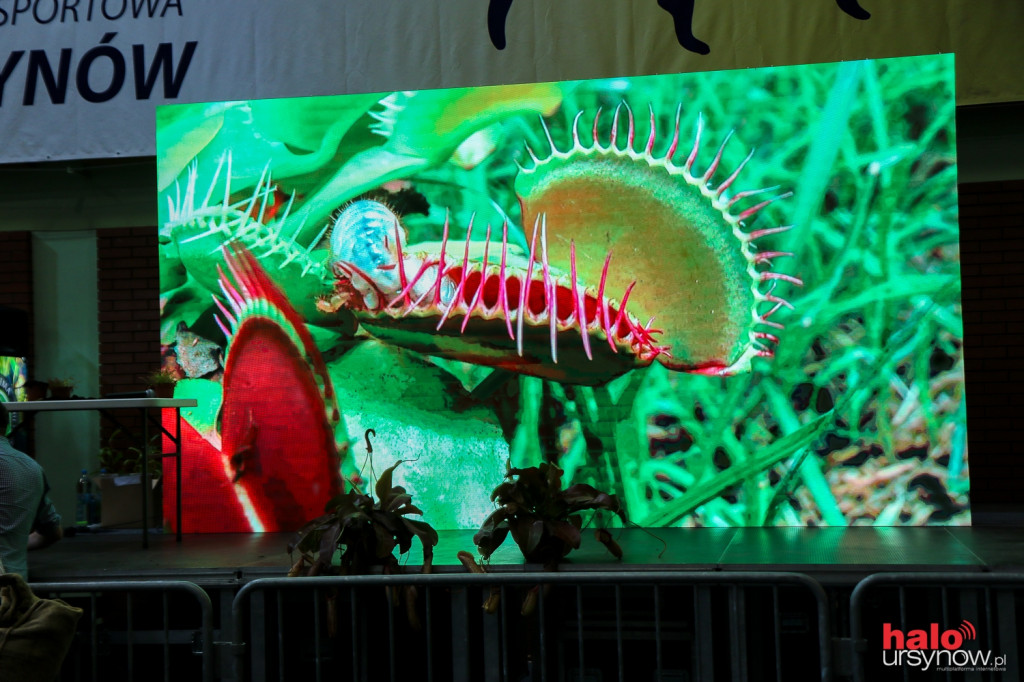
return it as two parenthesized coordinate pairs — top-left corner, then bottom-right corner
(157, 55), (966, 533)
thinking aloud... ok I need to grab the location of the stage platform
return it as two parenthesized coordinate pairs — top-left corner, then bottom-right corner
(26, 524), (1024, 588)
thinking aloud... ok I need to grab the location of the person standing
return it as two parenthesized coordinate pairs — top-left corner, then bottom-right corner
(0, 402), (62, 578)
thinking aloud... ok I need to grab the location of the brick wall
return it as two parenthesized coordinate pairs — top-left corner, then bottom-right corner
(96, 227), (161, 442)
(959, 179), (1024, 507)
(0, 231), (33, 365)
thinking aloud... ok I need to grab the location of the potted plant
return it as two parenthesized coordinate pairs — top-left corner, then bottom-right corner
(98, 429), (163, 476)
(474, 462), (626, 567)
(287, 457), (438, 631)
(46, 377), (75, 400)
(94, 430), (163, 528)
(288, 459), (438, 576)
(24, 379), (48, 401)
(466, 462), (626, 614)
(142, 368), (177, 398)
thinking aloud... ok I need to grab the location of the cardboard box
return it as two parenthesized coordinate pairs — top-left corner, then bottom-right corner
(92, 474), (161, 528)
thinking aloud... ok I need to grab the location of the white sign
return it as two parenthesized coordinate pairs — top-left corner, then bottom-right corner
(0, 0), (1020, 163)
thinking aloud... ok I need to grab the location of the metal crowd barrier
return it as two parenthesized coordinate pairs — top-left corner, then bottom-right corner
(229, 571), (832, 682)
(29, 580), (215, 682)
(40, 568), (1024, 681)
(849, 572), (1024, 682)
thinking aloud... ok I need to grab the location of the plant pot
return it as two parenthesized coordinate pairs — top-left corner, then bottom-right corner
(92, 473), (162, 528)
(150, 384), (175, 399)
(48, 385), (72, 400)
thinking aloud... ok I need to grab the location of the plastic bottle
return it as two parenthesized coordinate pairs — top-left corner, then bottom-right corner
(75, 469), (91, 527)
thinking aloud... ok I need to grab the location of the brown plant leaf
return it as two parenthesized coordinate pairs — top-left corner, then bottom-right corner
(318, 523), (343, 569)
(595, 528), (623, 559)
(374, 460), (406, 505)
(547, 519), (582, 550)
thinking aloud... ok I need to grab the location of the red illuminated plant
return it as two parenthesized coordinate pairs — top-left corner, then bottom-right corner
(323, 105), (801, 387)
(162, 244), (348, 534)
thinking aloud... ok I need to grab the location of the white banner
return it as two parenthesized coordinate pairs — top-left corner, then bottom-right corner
(0, 0), (1021, 163)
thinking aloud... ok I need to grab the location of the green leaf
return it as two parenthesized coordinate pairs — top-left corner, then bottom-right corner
(248, 94), (379, 153)
(158, 94), (381, 198)
(402, 518), (440, 548)
(541, 461), (563, 491)
(173, 378), (222, 436)
(560, 483), (603, 505)
(375, 460), (405, 504)
(318, 522), (342, 568)
(473, 509), (510, 558)
(156, 102), (226, 191)
(373, 523), (399, 558)
(286, 83), (563, 244)
(490, 481), (516, 503)
(287, 511), (334, 554)
(519, 518), (544, 557)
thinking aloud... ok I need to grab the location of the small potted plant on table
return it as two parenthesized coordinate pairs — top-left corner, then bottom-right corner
(142, 368), (178, 398)
(46, 377), (75, 400)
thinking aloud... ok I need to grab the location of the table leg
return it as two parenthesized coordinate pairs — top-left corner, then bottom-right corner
(176, 407), (182, 542)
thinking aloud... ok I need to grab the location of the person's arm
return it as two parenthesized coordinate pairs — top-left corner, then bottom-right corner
(28, 524), (62, 550)
(29, 472), (63, 551)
